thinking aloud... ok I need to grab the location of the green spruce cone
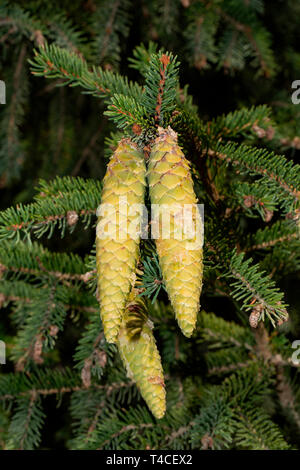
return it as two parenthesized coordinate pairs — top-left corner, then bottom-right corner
(117, 289), (166, 419)
(148, 126), (204, 337)
(96, 139), (146, 343)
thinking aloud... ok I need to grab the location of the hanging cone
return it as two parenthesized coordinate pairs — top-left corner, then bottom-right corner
(96, 139), (146, 343)
(148, 126), (203, 337)
(117, 289), (166, 419)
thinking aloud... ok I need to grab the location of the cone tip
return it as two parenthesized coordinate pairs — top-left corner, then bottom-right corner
(157, 126), (178, 141)
(154, 409), (166, 419)
(118, 137), (138, 149)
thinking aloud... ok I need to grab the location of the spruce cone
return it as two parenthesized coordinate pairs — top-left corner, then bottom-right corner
(148, 127), (203, 337)
(117, 289), (166, 419)
(96, 139), (146, 343)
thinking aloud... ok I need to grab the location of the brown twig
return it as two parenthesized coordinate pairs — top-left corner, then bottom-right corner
(154, 54), (170, 123)
(5, 208), (96, 234)
(0, 380), (134, 402)
(0, 262), (95, 283)
(245, 233), (298, 253)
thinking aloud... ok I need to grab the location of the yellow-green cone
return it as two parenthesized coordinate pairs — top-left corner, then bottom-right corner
(117, 289), (166, 419)
(148, 127), (203, 337)
(96, 139), (146, 343)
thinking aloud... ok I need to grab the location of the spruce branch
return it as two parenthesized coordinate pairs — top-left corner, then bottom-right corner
(138, 255), (166, 303)
(207, 142), (300, 213)
(198, 311), (297, 377)
(228, 250), (289, 327)
(0, 43), (28, 182)
(191, 397), (234, 450)
(74, 309), (116, 383)
(0, 280), (97, 321)
(205, 221), (289, 327)
(216, 5), (276, 77)
(105, 94), (149, 130)
(232, 181), (277, 221)
(0, 1), (44, 41)
(43, 12), (84, 55)
(0, 240), (90, 283)
(29, 43), (143, 102)
(0, 368), (133, 402)
(11, 280), (68, 370)
(244, 220), (299, 253)
(128, 41), (158, 78)
(198, 311), (254, 375)
(143, 51), (179, 126)
(0, 177), (101, 242)
(259, 248), (300, 280)
(233, 405), (289, 450)
(6, 394), (45, 450)
(207, 105), (274, 140)
(91, 0), (131, 68)
(184, 3), (218, 70)
(79, 405), (160, 450)
(0, 12), (299, 448)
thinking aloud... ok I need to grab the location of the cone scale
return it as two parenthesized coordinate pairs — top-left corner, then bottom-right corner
(148, 127), (203, 337)
(96, 139), (146, 343)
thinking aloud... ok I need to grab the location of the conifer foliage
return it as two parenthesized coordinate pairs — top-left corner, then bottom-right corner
(0, 0), (300, 450)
